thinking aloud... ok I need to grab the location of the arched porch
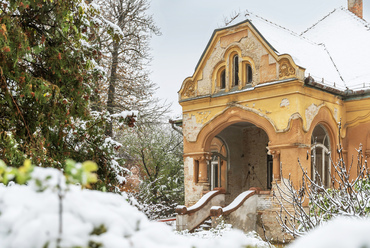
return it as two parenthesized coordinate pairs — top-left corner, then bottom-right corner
(183, 107), (280, 205)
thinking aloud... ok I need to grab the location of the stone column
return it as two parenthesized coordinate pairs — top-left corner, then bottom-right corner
(198, 157), (208, 183)
(197, 154), (211, 191)
(270, 150), (281, 181)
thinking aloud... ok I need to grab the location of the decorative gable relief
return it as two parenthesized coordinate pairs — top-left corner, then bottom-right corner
(182, 80), (196, 99)
(279, 58), (296, 79)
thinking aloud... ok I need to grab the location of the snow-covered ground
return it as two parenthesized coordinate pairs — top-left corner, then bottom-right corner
(288, 216), (370, 248)
(3, 164), (370, 247)
(0, 166), (271, 248)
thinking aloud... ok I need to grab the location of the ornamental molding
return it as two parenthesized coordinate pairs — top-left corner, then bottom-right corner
(279, 59), (295, 79)
(182, 80), (196, 99)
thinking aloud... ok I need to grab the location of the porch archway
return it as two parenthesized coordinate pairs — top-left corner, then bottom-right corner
(194, 107), (278, 203)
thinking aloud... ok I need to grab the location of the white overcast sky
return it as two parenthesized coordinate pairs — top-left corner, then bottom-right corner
(148, 0), (370, 117)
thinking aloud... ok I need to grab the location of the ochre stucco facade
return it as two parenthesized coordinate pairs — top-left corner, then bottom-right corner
(177, 14), (370, 241)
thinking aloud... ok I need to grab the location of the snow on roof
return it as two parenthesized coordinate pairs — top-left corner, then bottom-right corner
(225, 8), (370, 91)
(301, 7), (370, 90)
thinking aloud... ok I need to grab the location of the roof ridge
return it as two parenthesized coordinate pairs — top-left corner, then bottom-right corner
(319, 43), (347, 87)
(338, 6), (370, 30)
(301, 7), (370, 36)
(300, 8), (338, 36)
(244, 10), (299, 36)
(244, 10), (320, 47)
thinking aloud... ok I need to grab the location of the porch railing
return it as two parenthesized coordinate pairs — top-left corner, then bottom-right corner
(175, 188), (226, 232)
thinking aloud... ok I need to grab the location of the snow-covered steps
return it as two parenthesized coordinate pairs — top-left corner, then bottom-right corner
(176, 189), (226, 232)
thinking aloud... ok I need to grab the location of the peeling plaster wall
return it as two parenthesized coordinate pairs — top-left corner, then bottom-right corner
(305, 103), (322, 129)
(197, 40), (223, 95)
(183, 156), (203, 206)
(182, 114), (203, 142)
(239, 35), (276, 85)
(239, 35), (278, 85)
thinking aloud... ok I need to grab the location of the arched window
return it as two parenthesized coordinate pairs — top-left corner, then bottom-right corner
(209, 137), (227, 190)
(246, 64), (253, 84)
(311, 125), (331, 187)
(220, 69), (226, 89)
(233, 55), (239, 86)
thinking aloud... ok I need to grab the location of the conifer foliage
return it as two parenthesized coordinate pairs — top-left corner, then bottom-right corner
(0, 0), (129, 191)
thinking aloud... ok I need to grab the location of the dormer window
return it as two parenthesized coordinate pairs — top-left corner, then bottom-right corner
(233, 55), (239, 86)
(220, 69), (226, 89)
(246, 64), (253, 84)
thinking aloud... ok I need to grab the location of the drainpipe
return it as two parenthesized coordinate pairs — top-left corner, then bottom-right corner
(169, 119), (183, 135)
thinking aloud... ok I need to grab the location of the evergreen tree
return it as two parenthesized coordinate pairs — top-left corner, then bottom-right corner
(0, 0), (130, 191)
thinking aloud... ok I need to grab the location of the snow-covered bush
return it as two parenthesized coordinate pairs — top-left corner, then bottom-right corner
(119, 123), (184, 220)
(128, 190), (179, 220)
(0, 160), (271, 248)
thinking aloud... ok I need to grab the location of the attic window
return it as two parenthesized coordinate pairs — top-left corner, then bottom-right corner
(246, 64), (253, 84)
(220, 69), (226, 89)
(233, 55), (239, 86)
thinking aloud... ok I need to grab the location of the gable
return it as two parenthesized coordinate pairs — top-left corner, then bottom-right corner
(178, 20), (304, 101)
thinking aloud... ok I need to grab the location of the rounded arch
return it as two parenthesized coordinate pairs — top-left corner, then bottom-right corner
(310, 124), (332, 187)
(210, 136), (228, 157)
(211, 62), (227, 93)
(197, 107), (277, 152)
(307, 106), (339, 149)
(209, 136), (229, 190)
(223, 44), (243, 60)
(241, 56), (255, 86)
(232, 54), (239, 86)
(307, 107), (339, 187)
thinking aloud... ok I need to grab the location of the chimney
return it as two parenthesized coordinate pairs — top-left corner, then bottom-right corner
(348, 0), (363, 18)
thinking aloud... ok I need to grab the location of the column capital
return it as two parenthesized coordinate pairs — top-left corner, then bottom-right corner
(184, 152), (212, 161)
(269, 149), (280, 155)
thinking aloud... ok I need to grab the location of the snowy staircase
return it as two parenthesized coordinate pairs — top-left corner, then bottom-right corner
(176, 189), (226, 232)
(194, 217), (212, 232)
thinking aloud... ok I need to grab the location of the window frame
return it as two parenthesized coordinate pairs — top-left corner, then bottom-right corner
(232, 54), (239, 87)
(311, 125), (331, 188)
(246, 63), (253, 84)
(220, 69), (226, 89)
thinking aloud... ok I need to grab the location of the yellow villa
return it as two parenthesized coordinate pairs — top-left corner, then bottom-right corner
(175, 0), (370, 241)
